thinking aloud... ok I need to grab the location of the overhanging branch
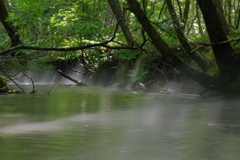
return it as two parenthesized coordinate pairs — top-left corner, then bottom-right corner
(0, 4), (139, 56)
(0, 39), (139, 56)
(0, 41), (109, 55)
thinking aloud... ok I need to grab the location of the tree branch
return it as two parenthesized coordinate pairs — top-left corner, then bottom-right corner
(191, 37), (240, 53)
(46, 85), (55, 94)
(57, 70), (89, 86)
(0, 68), (25, 93)
(0, 41), (109, 55)
(22, 71), (36, 94)
(0, 0), (144, 57)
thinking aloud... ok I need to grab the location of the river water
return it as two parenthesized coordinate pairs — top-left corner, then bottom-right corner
(0, 85), (240, 160)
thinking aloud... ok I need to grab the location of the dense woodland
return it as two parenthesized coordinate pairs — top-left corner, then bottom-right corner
(1, 0), (240, 95)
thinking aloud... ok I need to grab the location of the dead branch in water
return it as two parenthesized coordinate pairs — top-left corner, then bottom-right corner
(47, 85), (55, 94)
(22, 71), (37, 94)
(57, 70), (89, 86)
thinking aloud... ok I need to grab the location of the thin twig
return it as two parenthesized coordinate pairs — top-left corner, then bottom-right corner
(47, 85), (55, 94)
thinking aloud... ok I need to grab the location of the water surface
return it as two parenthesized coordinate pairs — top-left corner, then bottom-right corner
(0, 85), (240, 160)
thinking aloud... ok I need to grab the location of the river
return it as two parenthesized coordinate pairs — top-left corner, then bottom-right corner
(0, 85), (240, 160)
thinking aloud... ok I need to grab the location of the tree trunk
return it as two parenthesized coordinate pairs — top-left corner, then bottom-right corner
(235, 2), (240, 29)
(182, 0), (190, 30)
(226, 0), (232, 28)
(197, 0), (240, 92)
(158, 0), (167, 20)
(212, 0), (232, 35)
(105, 3), (114, 28)
(196, 4), (203, 37)
(0, 0), (21, 51)
(197, 0), (235, 73)
(176, 0), (183, 19)
(108, 0), (135, 46)
(166, 0), (209, 72)
(126, 0), (214, 88)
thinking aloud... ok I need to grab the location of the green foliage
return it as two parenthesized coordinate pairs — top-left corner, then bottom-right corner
(113, 49), (138, 60)
(1, 0), (114, 72)
(139, 52), (162, 63)
(7, 0), (111, 49)
(0, 35), (10, 50)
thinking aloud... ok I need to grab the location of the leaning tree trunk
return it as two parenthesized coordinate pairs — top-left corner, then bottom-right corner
(0, 0), (21, 56)
(166, 0), (209, 72)
(126, 0), (214, 88)
(108, 0), (135, 46)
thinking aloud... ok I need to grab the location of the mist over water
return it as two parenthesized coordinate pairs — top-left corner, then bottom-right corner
(9, 60), (204, 94)
(11, 70), (83, 85)
(0, 86), (240, 160)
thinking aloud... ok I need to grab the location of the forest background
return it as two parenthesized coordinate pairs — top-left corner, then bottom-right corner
(0, 0), (240, 95)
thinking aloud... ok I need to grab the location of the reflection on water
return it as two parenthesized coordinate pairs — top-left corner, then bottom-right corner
(0, 85), (240, 160)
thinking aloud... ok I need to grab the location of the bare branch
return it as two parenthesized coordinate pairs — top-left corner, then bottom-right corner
(191, 37), (240, 52)
(57, 70), (88, 86)
(0, 40), (138, 56)
(0, 68), (25, 93)
(47, 85), (55, 94)
(22, 71), (36, 94)
(0, 41), (110, 55)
